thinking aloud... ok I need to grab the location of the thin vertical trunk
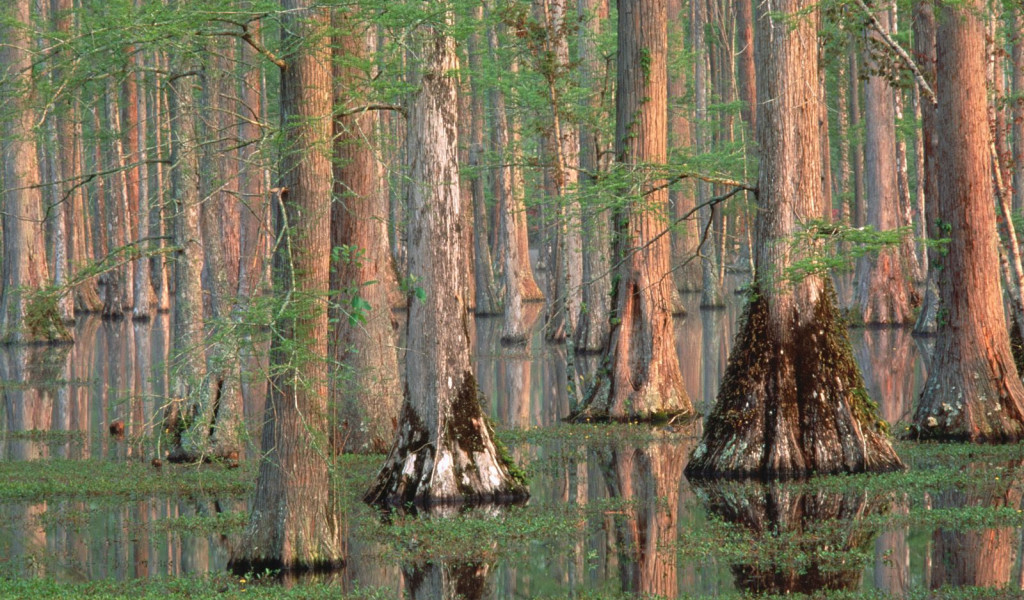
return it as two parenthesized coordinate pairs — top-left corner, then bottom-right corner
(575, 0), (613, 352)
(237, 8), (269, 301)
(467, 5), (500, 316)
(102, 79), (134, 317)
(1012, 9), (1024, 214)
(132, 46), (154, 319)
(853, 5), (913, 325)
(668, 0), (700, 292)
(152, 51), (172, 313)
(848, 52), (865, 230)
(694, 0), (724, 307)
(912, 0), (939, 334)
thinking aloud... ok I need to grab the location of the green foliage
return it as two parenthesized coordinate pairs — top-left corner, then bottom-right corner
(783, 220), (915, 283)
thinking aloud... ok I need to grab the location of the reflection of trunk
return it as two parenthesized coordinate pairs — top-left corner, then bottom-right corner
(598, 438), (685, 597)
(873, 499), (909, 596)
(1, 345), (66, 460)
(911, 0), (1024, 442)
(686, 0), (903, 478)
(331, 7), (401, 454)
(856, 327), (917, 426)
(929, 464), (1024, 588)
(694, 482), (886, 594)
(404, 561), (491, 600)
(573, 0), (692, 422)
(364, 16), (527, 507)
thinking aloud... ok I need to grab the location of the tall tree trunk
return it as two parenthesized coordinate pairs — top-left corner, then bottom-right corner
(912, 0), (939, 334)
(911, 0), (1024, 442)
(237, 8), (270, 301)
(102, 80), (134, 318)
(1012, 9), (1024, 215)
(853, 5), (914, 325)
(0, 0), (69, 343)
(538, 0), (583, 344)
(467, 4), (501, 316)
(331, 6), (402, 454)
(131, 48), (154, 320)
(572, 0), (693, 421)
(364, 9), (527, 507)
(667, 0), (701, 292)
(694, 0), (724, 307)
(575, 0), (613, 352)
(686, 0), (903, 478)
(490, 21), (545, 343)
(166, 65), (210, 460)
(230, 0), (341, 571)
(848, 52), (865, 230)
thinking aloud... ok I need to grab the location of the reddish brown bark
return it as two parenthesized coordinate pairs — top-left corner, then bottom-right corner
(911, 0), (1024, 442)
(686, 0), (902, 478)
(230, 0), (340, 571)
(573, 0), (692, 421)
(0, 0), (68, 343)
(331, 7), (401, 454)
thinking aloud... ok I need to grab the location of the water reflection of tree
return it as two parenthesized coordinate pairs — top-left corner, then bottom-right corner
(693, 481), (887, 595)
(595, 435), (688, 597)
(1, 343), (69, 460)
(929, 462), (1024, 589)
(404, 561), (490, 600)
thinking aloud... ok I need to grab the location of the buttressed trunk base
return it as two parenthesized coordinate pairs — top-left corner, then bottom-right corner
(686, 284), (905, 479)
(364, 372), (528, 507)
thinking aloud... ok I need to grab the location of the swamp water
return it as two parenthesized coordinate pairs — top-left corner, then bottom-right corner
(2, 292), (1024, 598)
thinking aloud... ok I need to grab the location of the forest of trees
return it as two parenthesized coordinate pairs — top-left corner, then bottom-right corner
(3, 0), (1024, 572)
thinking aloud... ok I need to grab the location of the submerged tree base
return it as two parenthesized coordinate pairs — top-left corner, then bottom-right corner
(364, 372), (529, 508)
(685, 285), (905, 480)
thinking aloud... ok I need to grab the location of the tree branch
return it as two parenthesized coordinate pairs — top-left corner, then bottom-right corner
(853, 0), (936, 106)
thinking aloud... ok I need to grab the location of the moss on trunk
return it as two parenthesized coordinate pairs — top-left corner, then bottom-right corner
(686, 284), (905, 479)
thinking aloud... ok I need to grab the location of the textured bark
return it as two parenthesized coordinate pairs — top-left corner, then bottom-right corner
(364, 16), (527, 507)
(489, 22), (544, 344)
(686, 0), (903, 478)
(572, 0), (692, 421)
(538, 0), (583, 344)
(574, 0), (613, 352)
(331, 7), (401, 454)
(912, 0), (939, 335)
(667, 0), (701, 293)
(131, 53), (154, 320)
(848, 53), (865, 231)
(853, 6), (913, 325)
(166, 66), (210, 461)
(911, 0), (1024, 443)
(152, 56), (172, 313)
(1013, 10), (1024, 215)
(735, 0), (756, 133)
(694, 482), (884, 594)
(0, 0), (68, 343)
(230, 0), (341, 572)
(693, 0), (724, 307)
(237, 10), (270, 301)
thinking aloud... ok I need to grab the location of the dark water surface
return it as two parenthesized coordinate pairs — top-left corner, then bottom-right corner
(3, 290), (1023, 597)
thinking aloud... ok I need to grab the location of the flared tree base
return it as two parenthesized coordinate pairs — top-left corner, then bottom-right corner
(364, 373), (529, 508)
(686, 286), (905, 480)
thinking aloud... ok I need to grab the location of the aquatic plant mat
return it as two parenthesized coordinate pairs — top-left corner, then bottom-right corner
(5, 426), (1024, 597)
